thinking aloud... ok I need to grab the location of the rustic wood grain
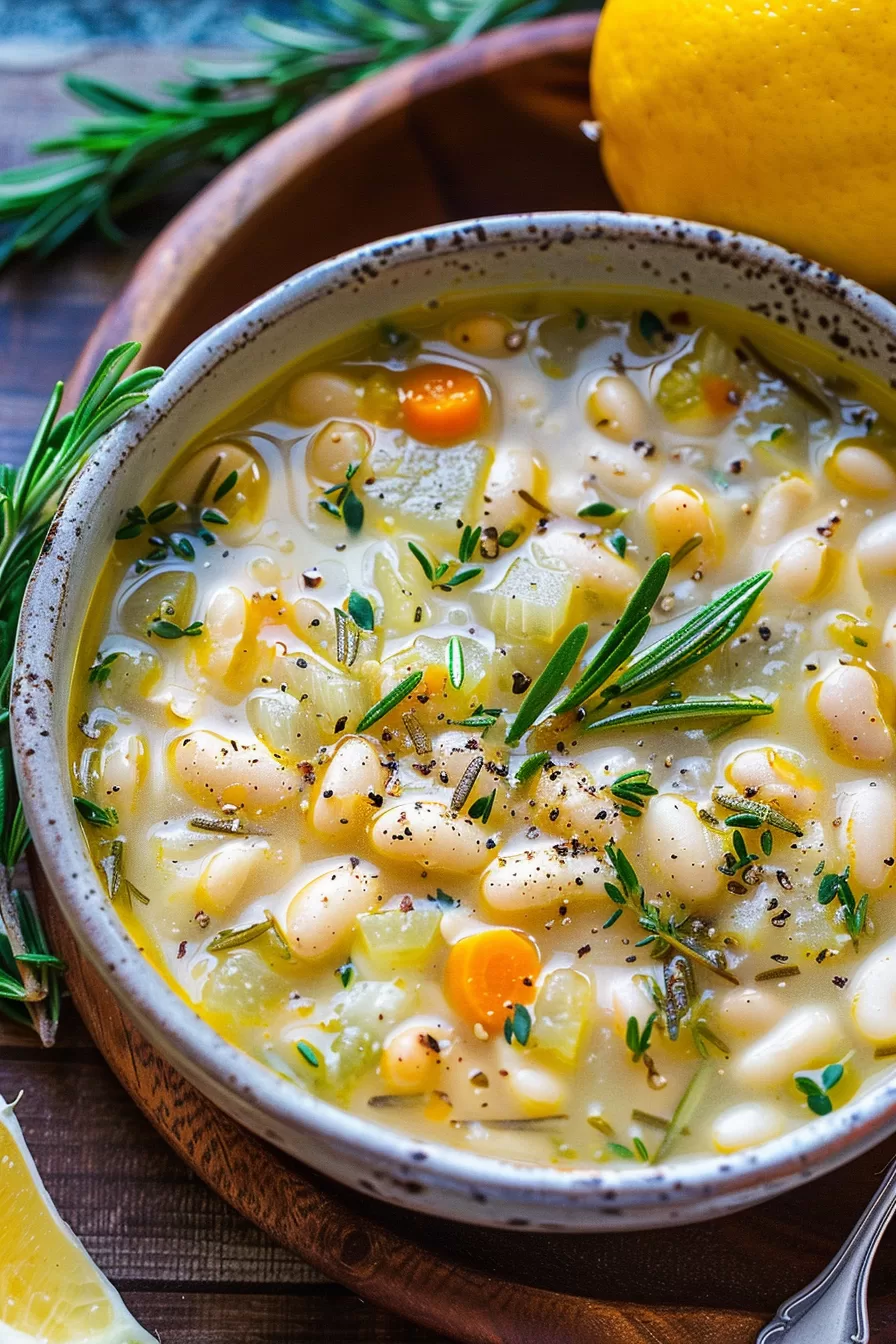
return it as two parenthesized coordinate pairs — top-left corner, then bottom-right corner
(8, 15), (896, 1343)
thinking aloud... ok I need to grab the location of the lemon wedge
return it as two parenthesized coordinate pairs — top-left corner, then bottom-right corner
(0, 1093), (154, 1344)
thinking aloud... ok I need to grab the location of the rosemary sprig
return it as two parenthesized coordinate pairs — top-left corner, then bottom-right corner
(2, 342), (161, 1044)
(586, 697), (773, 735)
(0, 1), (566, 270)
(356, 670), (423, 733)
(711, 788), (803, 837)
(604, 842), (738, 985)
(505, 622), (589, 745)
(407, 541), (481, 591)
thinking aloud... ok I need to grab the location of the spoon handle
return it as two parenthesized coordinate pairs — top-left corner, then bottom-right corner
(756, 1154), (896, 1343)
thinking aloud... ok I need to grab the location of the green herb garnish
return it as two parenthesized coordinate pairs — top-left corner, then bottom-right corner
(609, 767), (657, 817)
(711, 788), (802, 837)
(514, 751), (551, 785)
(577, 500), (623, 519)
(468, 788), (496, 824)
(668, 533), (702, 569)
(505, 622), (589, 745)
(607, 1138), (650, 1162)
(625, 1012), (657, 1063)
(146, 618), (203, 639)
(447, 635), (465, 689)
(356, 670), (423, 734)
(503, 1002), (532, 1046)
(638, 310), (666, 345)
(207, 915), (274, 953)
(586, 696), (773, 735)
(794, 1062), (844, 1116)
(73, 796), (119, 827)
(654, 1063), (712, 1163)
(88, 650), (120, 685)
(297, 1040), (321, 1069)
(817, 865), (869, 948)
(458, 523), (481, 563)
(347, 590), (375, 632)
(320, 461), (363, 534)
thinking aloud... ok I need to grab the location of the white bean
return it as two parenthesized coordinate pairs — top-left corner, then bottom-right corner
(586, 375), (648, 443)
(711, 1102), (787, 1154)
(880, 604), (896, 683)
(857, 513), (896, 583)
(449, 313), (513, 358)
(481, 843), (606, 912)
(530, 762), (617, 847)
(287, 371), (360, 425)
(649, 486), (716, 568)
(198, 586), (249, 682)
(736, 1005), (844, 1088)
(725, 747), (818, 818)
(771, 534), (833, 602)
(583, 439), (659, 498)
(506, 1063), (568, 1116)
(198, 840), (269, 915)
(852, 938), (896, 1044)
(306, 420), (372, 483)
(838, 779), (896, 892)
(286, 860), (382, 961)
(481, 443), (538, 535)
(381, 1018), (453, 1093)
(751, 475), (814, 547)
(827, 442), (896, 496)
(535, 530), (636, 601)
(595, 968), (657, 1036)
(170, 730), (302, 813)
(370, 800), (487, 874)
(99, 734), (146, 814)
(640, 794), (723, 904)
(311, 735), (386, 837)
(716, 986), (788, 1040)
(809, 664), (894, 766)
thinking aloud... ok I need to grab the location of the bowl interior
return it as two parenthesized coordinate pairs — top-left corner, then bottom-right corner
(16, 211), (896, 1230)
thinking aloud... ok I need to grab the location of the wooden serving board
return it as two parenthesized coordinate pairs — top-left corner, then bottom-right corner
(46, 14), (896, 1340)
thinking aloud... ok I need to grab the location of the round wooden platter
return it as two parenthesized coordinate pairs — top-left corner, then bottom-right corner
(46, 13), (896, 1340)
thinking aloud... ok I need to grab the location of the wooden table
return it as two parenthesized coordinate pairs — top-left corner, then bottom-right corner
(0, 43), (445, 1342)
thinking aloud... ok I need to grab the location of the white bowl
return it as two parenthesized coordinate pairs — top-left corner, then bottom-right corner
(15, 212), (896, 1230)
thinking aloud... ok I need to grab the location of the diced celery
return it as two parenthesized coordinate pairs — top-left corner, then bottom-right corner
(201, 948), (290, 1028)
(477, 557), (573, 643)
(534, 968), (592, 1065)
(656, 331), (751, 422)
(362, 437), (491, 542)
(355, 906), (442, 969)
(118, 568), (196, 636)
(248, 652), (371, 754)
(328, 979), (415, 1086)
(98, 638), (161, 709)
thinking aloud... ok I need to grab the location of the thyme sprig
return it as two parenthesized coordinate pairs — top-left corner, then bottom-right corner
(407, 541), (481, 591)
(603, 842), (738, 985)
(817, 865), (869, 949)
(3, 342), (161, 1043)
(0, 0), (566, 270)
(609, 767), (657, 818)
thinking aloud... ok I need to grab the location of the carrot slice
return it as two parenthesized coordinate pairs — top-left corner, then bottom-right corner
(701, 374), (742, 417)
(399, 364), (485, 443)
(444, 928), (540, 1030)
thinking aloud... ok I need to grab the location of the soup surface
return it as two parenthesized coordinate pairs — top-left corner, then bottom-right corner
(71, 291), (896, 1167)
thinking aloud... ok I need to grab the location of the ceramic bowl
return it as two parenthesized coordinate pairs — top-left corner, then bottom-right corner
(14, 212), (896, 1231)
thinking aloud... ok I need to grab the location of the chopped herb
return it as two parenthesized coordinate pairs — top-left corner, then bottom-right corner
(607, 1138), (650, 1162)
(296, 1040), (321, 1068)
(515, 751), (551, 785)
(73, 796), (118, 827)
(443, 566), (482, 589)
(669, 533), (702, 569)
(577, 500), (621, 519)
(447, 635), (465, 689)
(609, 767), (656, 817)
(337, 960), (354, 988)
(711, 788), (802, 837)
(448, 705), (503, 729)
(497, 529), (519, 549)
(608, 530), (628, 559)
(505, 622), (589, 745)
(347, 590), (375, 633)
(625, 1012), (657, 1063)
(638, 310), (666, 345)
(200, 508), (229, 526)
(407, 541), (434, 581)
(770, 426), (787, 442)
(319, 462), (364, 534)
(432, 888), (459, 910)
(503, 1002), (532, 1046)
(208, 916), (273, 952)
(355, 670), (423, 733)
(146, 618), (203, 639)
(342, 488), (364, 534)
(654, 1064), (712, 1162)
(761, 829), (773, 856)
(458, 523), (482, 563)
(573, 307), (588, 331)
(794, 1061), (844, 1116)
(692, 1020), (730, 1059)
(587, 696), (774, 735)
(88, 650), (120, 685)
(468, 788), (496, 824)
(213, 469), (239, 501)
(450, 755), (483, 812)
(817, 865), (868, 949)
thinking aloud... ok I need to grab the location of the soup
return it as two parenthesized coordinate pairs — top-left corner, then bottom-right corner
(70, 291), (896, 1167)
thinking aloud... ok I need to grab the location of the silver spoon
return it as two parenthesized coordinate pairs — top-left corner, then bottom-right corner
(757, 1153), (896, 1343)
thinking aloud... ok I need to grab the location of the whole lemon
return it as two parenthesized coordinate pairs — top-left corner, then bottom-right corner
(591, 0), (896, 294)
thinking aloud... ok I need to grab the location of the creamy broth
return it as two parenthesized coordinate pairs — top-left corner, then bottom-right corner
(70, 291), (896, 1166)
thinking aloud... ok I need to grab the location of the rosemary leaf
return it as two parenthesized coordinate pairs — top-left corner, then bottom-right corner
(208, 916), (273, 953)
(356, 670), (423, 733)
(586, 696), (774, 734)
(514, 751), (551, 785)
(447, 635), (465, 689)
(654, 1063), (712, 1163)
(505, 622), (589, 745)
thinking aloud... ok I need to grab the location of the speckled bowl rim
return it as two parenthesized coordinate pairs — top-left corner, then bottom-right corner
(13, 211), (896, 1231)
